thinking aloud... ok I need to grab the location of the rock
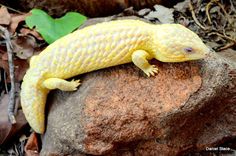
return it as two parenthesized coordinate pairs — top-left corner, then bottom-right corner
(40, 50), (236, 155)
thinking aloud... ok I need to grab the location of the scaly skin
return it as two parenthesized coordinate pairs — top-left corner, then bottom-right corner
(20, 20), (210, 133)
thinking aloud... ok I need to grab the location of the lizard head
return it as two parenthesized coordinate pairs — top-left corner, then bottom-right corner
(152, 24), (210, 62)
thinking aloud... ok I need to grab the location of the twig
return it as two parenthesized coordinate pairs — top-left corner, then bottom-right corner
(218, 42), (235, 51)
(206, 0), (213, 24)
(0, 25), (16, 124)
(206, 0), (230, 25)
(4, 71), (8, 94)
(211, 32), (236, 44)
(209, 32), (236, 51)
(197, 0), (202, 8)
(0, 4), (24, 14)
(189, 0), (207, 30)
(229, 0), (236, 12)
(216, 0), (228, 17)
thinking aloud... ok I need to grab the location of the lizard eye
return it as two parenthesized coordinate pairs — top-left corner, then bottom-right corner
(184, 47), (193, 53)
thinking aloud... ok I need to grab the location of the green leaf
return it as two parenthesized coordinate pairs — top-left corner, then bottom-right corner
(25, 9), (87, 44)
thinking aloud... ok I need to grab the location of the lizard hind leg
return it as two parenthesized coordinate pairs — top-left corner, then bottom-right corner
(132, 50), (158, 77)
(43, 78), (81, 91)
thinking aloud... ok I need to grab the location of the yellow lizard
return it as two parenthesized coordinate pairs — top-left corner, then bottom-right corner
(20, 19), (210, 134)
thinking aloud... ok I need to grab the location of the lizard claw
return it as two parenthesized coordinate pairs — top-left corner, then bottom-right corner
(70, 79), (81, 90)
(144, 65), (158, 77)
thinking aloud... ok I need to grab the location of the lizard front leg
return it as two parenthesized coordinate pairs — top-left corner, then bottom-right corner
(43, 78), (80, 91)
(132, 50), (158, 77)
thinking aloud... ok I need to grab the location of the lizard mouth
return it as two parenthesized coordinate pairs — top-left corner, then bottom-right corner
(156, 55), (186, 62)
(157, 52), (208, 62)
(186, 48), (210, 60)
(186, 53), (207, 60)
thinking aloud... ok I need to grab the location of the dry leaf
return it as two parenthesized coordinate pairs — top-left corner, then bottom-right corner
(1, 52), (8, 60)
(14, 59), (30, 82)
(0, 6), (11, 25)
(9, 13), (31, 34)
(20, 28), (44, 41)
(0, 94), (12, 145)
(153, 5), (174, 24)
(0, 94), (27, 145)
(144, 5), (174, 24)
(0, 58), (29, 82)
(138, 8), (151, 16)
(0, 45), (6, 53)
(12, 35), (38, 59)
(24, 132), (40, 156)
(174, 0), (190, 12)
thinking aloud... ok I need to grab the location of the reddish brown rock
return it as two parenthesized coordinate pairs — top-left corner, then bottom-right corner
(40, 50), (236, 155)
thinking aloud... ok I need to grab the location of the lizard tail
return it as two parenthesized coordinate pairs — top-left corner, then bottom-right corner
(20, 72), (49, 133)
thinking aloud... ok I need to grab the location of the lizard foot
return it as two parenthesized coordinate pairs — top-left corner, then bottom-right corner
(43, 78), (81, 91)
(143, 65), (158, 77)
(70, 79), (81, 90)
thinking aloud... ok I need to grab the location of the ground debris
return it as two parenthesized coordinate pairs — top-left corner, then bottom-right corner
(0, 6), (44, 156)
(0, 6), (11, 25)
(131, 0), (235, 51)
(144, 5), (174, 23)
(174, 0), (236, 51)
